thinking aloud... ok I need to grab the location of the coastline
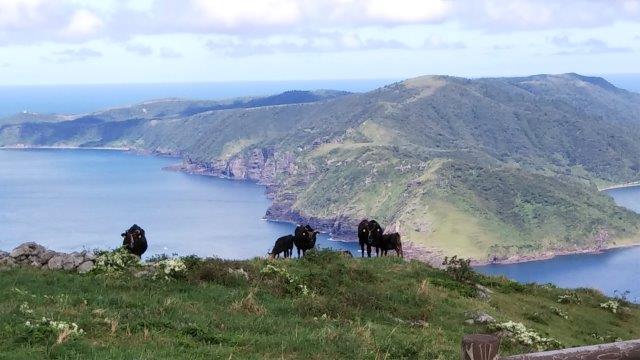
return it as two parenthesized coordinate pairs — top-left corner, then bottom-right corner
(599, 181), (640, 192)
(4, 145), (640, 267)
(471, 242), (640, 267)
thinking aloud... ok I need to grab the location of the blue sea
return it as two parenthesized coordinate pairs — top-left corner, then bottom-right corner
(0, 149), (359, 258)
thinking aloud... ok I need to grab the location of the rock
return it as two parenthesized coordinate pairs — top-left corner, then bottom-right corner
(474, 313), (495, 324)
(39, 250), (57, 265)
(475, 284), (494, 300)
(83, 252), (96, 261)
(0, 256), (16, 268)
(10, 242), (46, 259)
(77, 261), (94, 274)
(62, 253), (84, 270)
(47, 255), (65, 270)
(0, 251), (9, 259)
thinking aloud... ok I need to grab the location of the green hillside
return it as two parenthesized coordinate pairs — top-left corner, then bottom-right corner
(1, 252), (638, 359)
(2, 74), (640, 261)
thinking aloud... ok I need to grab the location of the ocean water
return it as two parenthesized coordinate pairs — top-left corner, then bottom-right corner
(0, 148), (360, 259)
(0, 79), (393, 117)
(477, 187), (640, 302)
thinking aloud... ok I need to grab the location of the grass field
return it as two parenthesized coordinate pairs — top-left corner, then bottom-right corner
(1, 251), (638, 359)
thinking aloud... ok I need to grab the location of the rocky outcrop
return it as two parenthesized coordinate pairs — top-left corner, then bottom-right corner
(0, 242), (95, 273)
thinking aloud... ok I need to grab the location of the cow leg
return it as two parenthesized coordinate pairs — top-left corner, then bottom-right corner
(360, 242), (365, 258)
(366, 244), (371, 258)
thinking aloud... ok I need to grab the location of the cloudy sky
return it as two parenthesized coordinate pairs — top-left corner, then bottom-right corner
(0, 0), (639, 85)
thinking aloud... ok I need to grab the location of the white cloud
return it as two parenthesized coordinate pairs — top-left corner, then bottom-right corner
(61, 9), (104, 39)
(192, 0), (301, 29)
(364, 0), (451, 24)
(1, 0), (640, 46)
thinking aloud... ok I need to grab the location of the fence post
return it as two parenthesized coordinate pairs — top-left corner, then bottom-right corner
(461, 334), (500, 360)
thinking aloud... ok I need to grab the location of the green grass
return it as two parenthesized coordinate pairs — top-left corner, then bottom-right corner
(1, 251), (638, 359)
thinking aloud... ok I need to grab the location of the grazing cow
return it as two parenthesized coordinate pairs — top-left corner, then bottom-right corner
(378, 233), (403, 257)
(121, 224), (148, 257)
(358, 219), (378, 258)
(293, 224), (319, 257)
(269, 235), (294, 259)
(368, 221), (403, 257)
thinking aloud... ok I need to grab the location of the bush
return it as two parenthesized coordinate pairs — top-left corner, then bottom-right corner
(91, 247), (140, 274)
(557, 292), (582, 304)
(492, 321), (562, 351)
(442, 255), (476, 283)
(600, 300), (620, 314)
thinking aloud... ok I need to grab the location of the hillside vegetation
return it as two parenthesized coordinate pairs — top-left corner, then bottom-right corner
(1, 251), (638, 359)
(2, 74), (640, 261)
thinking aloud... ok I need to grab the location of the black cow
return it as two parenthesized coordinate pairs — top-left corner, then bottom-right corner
(269, 235), (294, 259)
(358, 219), (378, 257)
(293, 224), (319, 257)
(377, 233), (403, 257)
(368, 221), (403, 257)
(121, 224), (148, 257)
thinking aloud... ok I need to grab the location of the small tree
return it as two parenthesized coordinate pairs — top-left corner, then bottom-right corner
(442, 255), (475, 283)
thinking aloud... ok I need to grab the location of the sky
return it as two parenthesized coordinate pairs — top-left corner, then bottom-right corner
(0, 0), (639, 85)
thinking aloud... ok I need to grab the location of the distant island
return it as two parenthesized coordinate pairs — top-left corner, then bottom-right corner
(3, 74), (640, 264)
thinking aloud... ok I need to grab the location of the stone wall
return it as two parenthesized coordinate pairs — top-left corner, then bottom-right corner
(0, 242), (95, 273)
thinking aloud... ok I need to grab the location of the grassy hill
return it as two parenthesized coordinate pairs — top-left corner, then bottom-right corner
(1, 251), (638, 359)
(2, 74), (640, 261)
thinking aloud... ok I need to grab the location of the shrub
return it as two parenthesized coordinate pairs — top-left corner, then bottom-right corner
(152, 258), (187, 280)
(442, 255), (475, 283)
(261, 264), (312, 296)
(600, 300), (620, 314)
(492, 321), (562, 351)
(24, 317), (85, 344)
(549, 306), (568, 319)
(91, 247), (141, 274)
(557, 292), (581, 304)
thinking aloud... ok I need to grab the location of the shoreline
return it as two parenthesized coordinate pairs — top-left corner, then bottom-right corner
(4, 145), (640, 267)
(471, 242), (640, 267)
(599, 181), (640, 191)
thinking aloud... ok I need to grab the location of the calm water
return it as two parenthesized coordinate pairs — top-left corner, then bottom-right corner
(0, 149), (359, 259)
(478, 187), (640, 302)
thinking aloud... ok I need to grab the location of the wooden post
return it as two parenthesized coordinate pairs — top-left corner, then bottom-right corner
(500, 339), (640, 360)
(462, 334), (500, 360)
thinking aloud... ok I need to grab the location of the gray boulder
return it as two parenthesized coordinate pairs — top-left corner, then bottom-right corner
(0, 251), (9, 259)
(10, 242), (46, 259)
(47, 255), (65, 270)
(77, 261), (94, 274)
(39, 250), (58, 265)
(0, 256), (16, 268)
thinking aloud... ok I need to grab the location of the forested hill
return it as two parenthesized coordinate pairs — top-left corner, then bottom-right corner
(3, 73), (640, 262)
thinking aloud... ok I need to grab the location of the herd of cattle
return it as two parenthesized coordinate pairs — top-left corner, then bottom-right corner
(269, 219), (403, 259)
(119, 220), (403, 260)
